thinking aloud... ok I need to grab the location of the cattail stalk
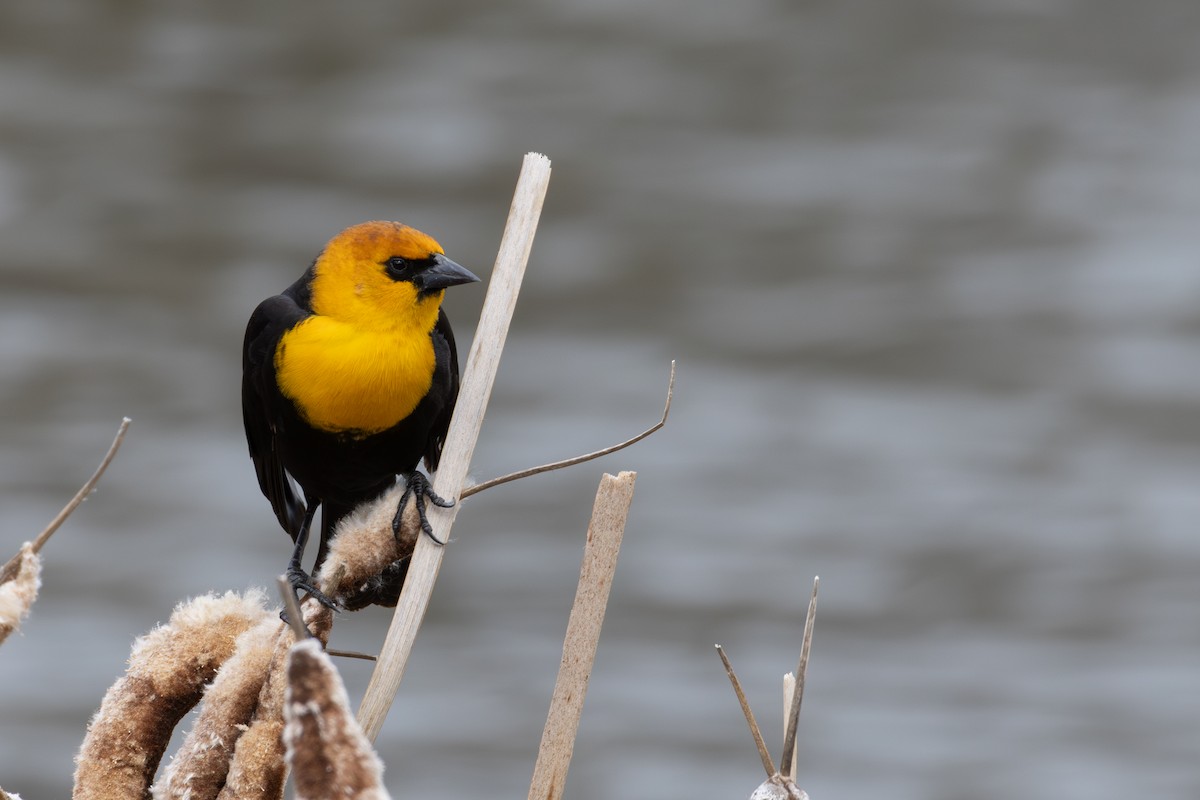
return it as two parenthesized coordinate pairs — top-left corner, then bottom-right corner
(216, 600), (333, 800)
(357, 152), (551, 740)
(527, 471), (636, 800)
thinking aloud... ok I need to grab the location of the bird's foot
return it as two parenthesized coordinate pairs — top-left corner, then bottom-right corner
(392, 472), (454, 545)
(283, 563), (339, 616)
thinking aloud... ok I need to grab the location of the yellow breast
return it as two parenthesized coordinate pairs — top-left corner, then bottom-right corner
(274, 316), (435, 436)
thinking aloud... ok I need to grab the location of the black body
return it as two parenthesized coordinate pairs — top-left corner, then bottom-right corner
(241, 269), (461, 572)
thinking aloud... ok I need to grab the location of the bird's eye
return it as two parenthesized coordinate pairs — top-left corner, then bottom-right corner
(385, 256), (411, 279)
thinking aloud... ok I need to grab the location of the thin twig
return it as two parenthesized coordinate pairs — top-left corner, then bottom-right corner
(276, 576), (310, 641)
(716, 644), (777, 779)
(1, 417), (130, 585)
(780, 576), (819, 779)
(462, 361), (675, 499)
(326, 648), (376, 662)
(527, 471), (636, 800)
(35, 417), (131, 554)
(357, 152), (551, 741)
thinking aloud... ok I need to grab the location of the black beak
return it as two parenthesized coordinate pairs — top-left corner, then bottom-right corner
(416, 254), (480, 293)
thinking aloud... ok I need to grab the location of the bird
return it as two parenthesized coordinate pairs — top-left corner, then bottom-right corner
(242, 220), (479, 610)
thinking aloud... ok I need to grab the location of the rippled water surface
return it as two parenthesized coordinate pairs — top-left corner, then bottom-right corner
(1, 3), (1198, 798)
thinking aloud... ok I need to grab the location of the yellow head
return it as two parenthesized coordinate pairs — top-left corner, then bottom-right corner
(308, 220), (478, 332)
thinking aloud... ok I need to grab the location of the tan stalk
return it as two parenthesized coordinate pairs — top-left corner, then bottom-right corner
(357, 152), (551, 740)
(779, 577), (819, 779)
(527, 471), (636, 800)
(717, 644), (777, 779)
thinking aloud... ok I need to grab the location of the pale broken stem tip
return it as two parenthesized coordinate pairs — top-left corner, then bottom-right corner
(780, 576), (819, 779)
(276, 576), (310, 641)
(716, 644), (777, 779)
(463, 360), (675, 499)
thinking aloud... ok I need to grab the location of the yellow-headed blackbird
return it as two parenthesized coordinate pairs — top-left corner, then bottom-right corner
(242, 221), (479, 608)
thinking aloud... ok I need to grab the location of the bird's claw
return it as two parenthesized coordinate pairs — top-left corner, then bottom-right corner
(284, 564), (339, 614)
(392, 472), (454, 545)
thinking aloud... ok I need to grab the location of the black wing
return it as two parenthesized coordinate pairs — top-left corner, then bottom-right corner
(242, 293), (308, 538)
(424, 307), (462, 472)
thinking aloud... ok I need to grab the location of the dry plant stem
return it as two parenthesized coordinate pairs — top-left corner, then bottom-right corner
(462, 360), (674, 499)
(527, 471), (636, 800)
(276, 575), (310, 640)
(716, 644), (776, 779)
(780, 576), (819, 779)
(327, 648), (376, 661)
(0, 417), (130, 585)
(357, 152), (551, 740)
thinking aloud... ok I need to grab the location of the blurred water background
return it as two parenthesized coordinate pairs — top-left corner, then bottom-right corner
(1, 2), (1198, 798)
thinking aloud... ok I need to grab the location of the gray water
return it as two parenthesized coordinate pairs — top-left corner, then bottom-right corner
(1, 2), (1198, 798)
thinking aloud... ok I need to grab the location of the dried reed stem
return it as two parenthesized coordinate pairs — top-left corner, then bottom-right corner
(462, 362), (674, 498)
(276, 575), (310, 641)
(717, 644), (776, 779)
(357, 152), (551, 740)
(779, 577), (818, 779)
(0, 417), (130, 585)
(527, 471), (636, 800)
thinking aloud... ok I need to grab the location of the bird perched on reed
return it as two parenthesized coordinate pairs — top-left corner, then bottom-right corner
(242, 221), (479, 609)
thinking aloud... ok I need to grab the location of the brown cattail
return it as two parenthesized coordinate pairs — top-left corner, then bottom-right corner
(0, 543), (40, 648)
(285, 638), (390, 799)
(216, 599), (333, 800)
(74, 590), (271, 800)
(152, 615), (280, 800)
(315, 482), (421, 610)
